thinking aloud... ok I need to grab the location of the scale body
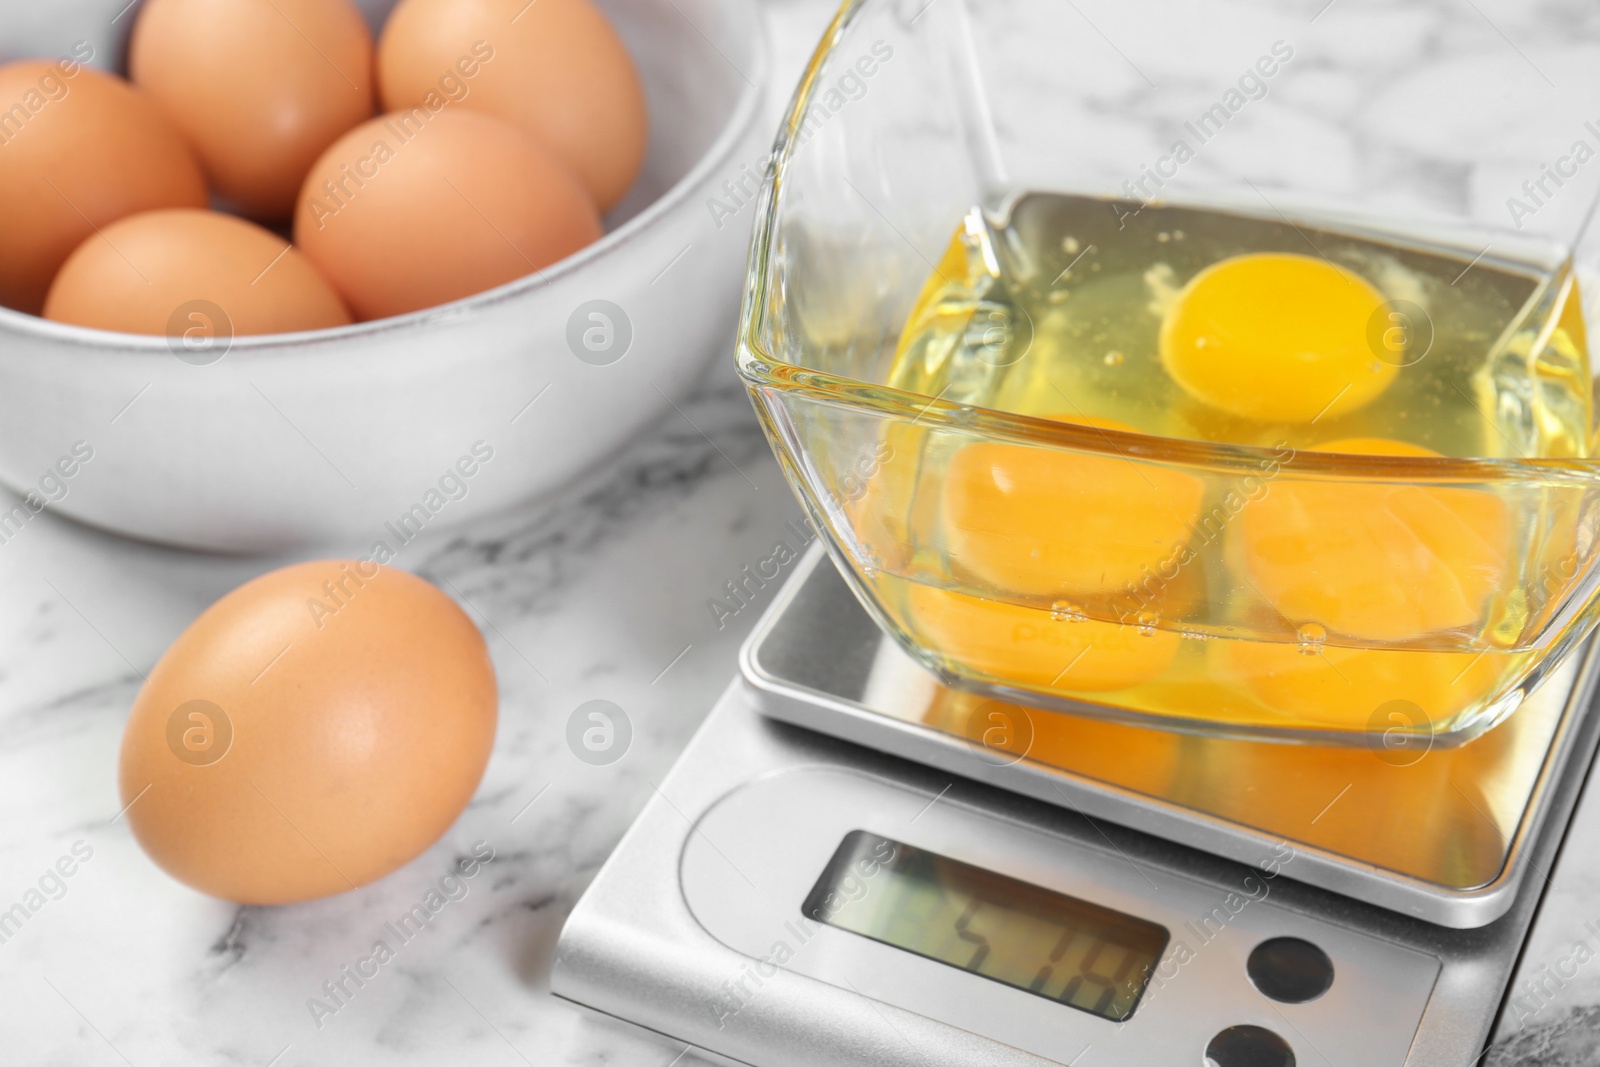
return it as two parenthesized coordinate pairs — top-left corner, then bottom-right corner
(552, 548), (1600, 1065)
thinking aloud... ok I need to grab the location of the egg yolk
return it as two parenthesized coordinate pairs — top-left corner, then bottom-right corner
(902, 583), (1180, 693)
(921, 690), (1181, 792)
(1213, 634), (1505, 731)
(942, 415), (1204, 597)
(1160, 253), (1396, 423)
(1235, 437), (1510, 641)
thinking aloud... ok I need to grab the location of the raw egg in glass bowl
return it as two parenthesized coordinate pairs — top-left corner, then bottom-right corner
(0, 0), (767, 550)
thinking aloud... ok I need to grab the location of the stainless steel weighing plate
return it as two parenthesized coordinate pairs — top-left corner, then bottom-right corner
(743, 546), (1600, 929)
(552, 549), (1600, 1066)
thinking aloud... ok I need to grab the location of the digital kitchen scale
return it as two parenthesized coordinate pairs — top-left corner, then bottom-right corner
(552, 546), (1600, 1066)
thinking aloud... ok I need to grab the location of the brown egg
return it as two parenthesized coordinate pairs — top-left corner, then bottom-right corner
(295, 109), (601, 320)
(118, 561), (498, 905)
(0, 60), (207, 315)
(44, 209), (351, 338)
(378, 0), (647, 211)
(131, 0), (375, 220)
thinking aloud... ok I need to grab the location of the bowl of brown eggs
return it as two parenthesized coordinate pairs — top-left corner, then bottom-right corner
(0, 0), (767, 550)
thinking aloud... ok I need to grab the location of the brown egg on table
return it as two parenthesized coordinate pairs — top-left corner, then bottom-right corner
(44, 209), (351, 339)
(130, 0), (375, 220)
(378, 0), (648, 212)
(295, 108), (601, 321)
(0, 60), (207, 315)
(118, 561), (498, 905)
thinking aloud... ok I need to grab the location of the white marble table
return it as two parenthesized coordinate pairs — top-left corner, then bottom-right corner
(2, 1), (1598, 1063)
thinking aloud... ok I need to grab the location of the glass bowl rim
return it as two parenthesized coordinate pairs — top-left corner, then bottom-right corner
(734, 0), (1600, 485)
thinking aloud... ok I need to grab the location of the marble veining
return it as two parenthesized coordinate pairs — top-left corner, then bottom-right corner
(4, 0), (1600, 1063)
(0, 358), (802, 1065)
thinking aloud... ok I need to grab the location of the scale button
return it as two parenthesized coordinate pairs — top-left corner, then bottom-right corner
(1246, 937), (1335, 1004)
(1204, 1025), (1294, 1067)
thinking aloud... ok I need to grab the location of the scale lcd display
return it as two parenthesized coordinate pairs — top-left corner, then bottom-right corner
(802, 831), (1168, 1022)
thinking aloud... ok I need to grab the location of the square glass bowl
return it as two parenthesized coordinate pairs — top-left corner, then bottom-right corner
(736, 0), (1600, 745)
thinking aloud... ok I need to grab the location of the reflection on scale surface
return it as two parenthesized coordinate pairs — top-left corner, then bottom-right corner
(747, 546), (1587, 919)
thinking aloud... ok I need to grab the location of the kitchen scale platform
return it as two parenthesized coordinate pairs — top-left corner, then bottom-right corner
(743, 547), (1600, 930)
(553, 548), (1600, 1066)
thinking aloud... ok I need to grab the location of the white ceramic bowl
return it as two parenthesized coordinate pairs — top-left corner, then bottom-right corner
(0, 0), (767, 550)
